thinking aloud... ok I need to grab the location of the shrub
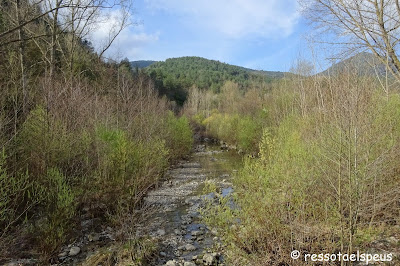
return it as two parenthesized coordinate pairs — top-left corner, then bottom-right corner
(17, 106), (82, 177)
(164, 111), (193, 160)
(39, 168), (75, 253)
(92, 126), (169, 209)
(236, 116), (262, 153)
(203, 80), (400, 265)
(0, 150), (41, 235)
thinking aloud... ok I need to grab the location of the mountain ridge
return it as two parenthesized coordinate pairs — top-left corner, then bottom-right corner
(319, 52), (391, 77)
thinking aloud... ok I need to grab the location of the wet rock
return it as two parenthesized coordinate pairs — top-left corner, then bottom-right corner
(185, 243), (197, 251)
(191, 230), (203, 236)
(88, 233), (100, 242)
(69, 246), (81, 256)
(4, 259), (37, 266)
(157, 229), (166, 236)
(58, 251), (67, 258)
(80, 219), (93, 228)
(203, 253), (216, 265)
(165, 260), (177, 266)
(160, 251), (167, 257)
(195, 144), (206, 152)
(106, 233), (115, 240)
(184, 262), (196, 266)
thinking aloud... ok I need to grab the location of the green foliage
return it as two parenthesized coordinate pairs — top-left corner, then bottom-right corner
(93, 126), (169, 208)
(146, 56), (276, 104)
(96, 127), (132, 181)
(203, 83), (400, 264)
(236, 116), (262, 152)
(0, 0), (195, 259)
(164, 111), (193, 159)
(40, 168), (75, 252)
(17, 106), (81, 176)
(0, 150), (40, 234)
(203, 112), (262, 152)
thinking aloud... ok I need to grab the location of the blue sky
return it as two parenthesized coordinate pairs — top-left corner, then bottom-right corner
(92, 0), (317, 72)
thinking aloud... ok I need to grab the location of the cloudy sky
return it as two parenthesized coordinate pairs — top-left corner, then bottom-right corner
(91, 0), (313, 72)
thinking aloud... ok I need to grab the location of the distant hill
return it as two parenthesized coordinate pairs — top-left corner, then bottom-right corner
(145, 56), (287, 93)
(130, 60), (157, 69)
(320, 52), (391, 77)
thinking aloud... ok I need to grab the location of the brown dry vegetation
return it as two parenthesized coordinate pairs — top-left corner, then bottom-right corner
(0, 1), (193, 263)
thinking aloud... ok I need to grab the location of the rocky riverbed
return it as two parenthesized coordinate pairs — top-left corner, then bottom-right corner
(45, 143), (242, 266)
(142, 144), (242, 266)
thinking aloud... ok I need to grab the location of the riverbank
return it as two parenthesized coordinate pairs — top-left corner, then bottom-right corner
(44, 142), (242, 266)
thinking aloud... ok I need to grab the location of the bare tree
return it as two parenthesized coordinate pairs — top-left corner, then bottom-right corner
(301, 0), (400, 81)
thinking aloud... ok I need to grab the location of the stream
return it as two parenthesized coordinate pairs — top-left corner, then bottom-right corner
(142, 142), (242, 266)
(52, 142), (242, 266)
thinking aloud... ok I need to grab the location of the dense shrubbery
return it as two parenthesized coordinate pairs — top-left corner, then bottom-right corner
(0, 80), (193, 258)
(198, 74), (400, 265)
(0, 4), (193, 259)
(184, 81), (270, 153)
(202, 112), (263, 153)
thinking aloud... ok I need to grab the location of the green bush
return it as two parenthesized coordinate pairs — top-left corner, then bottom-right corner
(236, 116), (262, 152)
(0, 150), (41, 235)
(17, 106), (84, 176)
(93, 126), (169, 208)
(203, 112), (238, 144)
(164, 111), (193, 159)
(203, 111), (262, 152)
(39, 167), (75, 253)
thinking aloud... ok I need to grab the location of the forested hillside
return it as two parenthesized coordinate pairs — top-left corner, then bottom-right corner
(144, 57), (285, 105)
(320, 52), (392, 77)
(130, 60), (158, 69)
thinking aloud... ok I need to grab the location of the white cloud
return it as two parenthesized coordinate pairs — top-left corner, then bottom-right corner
(89, 9), (160, 60)
(145, 0), (300, 39)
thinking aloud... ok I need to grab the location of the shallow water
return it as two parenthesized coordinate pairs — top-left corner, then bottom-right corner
(143, 143), (242, 265)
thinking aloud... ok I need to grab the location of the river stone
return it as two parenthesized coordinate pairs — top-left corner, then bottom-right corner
(160, 251), (167, 257)
(58, 251), (67, 258)
(69, 246), (80, 256)
(185, 243), (197, 251)
(203, 253), (216, 265)
(184, 262), (196, 266)
(88, 233), (100, 242)
(157, 229), (166, 236)
(165, 260), (177, 266)
(191, 230), (203, 236)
